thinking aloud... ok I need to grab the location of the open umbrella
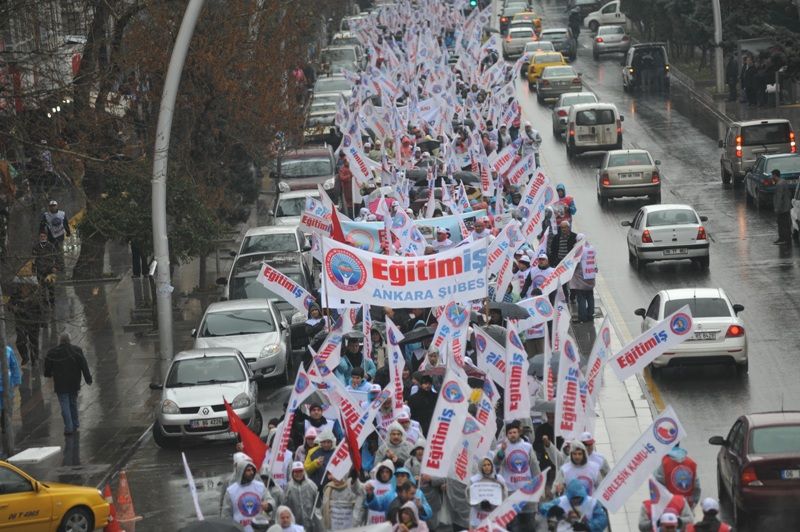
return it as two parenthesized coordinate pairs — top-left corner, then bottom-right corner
(488, 302), (530, 320)
(179, 518), (245, 532)
(416, 138), (442, 153)
(398, 326), (436, 345)
(483, 324), (507, 345)
(529, 353), (560, 380)
(419, 364), (485, 378)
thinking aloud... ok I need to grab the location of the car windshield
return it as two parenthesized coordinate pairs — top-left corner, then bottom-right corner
(332, 36), (360, 46)
(230, 268), (302, 300)
(526, 42), (555, 52)
(663, 298), (731, 318)
(742, 123), (790, 146)
(576, 109), (615, 125)
(276, 197), (307, 217)
(608, 153), (652, 167)
(200, 308), (276, 337)
(750, 426), (800, 454)
(280, 158), (332, 178)
(242, 233), (298, 254)
(561, 94), (597, 107)
(765, 156), (800, 174)
(314, 78), (351, 93)
(543, 31), (568, 40)
(306, 115), (334, 127)
(535, 53), (563, 64)
(166, 356), (245, 387)
(510, 28), (534, 38)
(322, 49), (356, 63)
(544, 66), (574, 77)
(598, 26), (624, 35)
(646, 209), (698, 226)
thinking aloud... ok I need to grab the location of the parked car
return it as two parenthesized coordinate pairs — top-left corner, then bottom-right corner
(621, 204), (709, 270)
(272, 146), (335, 195)
(271, 189), (323, 227)
(720, 119), (796, 184)
(219, 251), (315, 302)
(744, 153), (800, 207)
(150, 348), (262, 448)
(710, 411), (800, 528)
(592, 24), (630, 59)
(520, 41), (556, 76)
(499, 5), (527, 34)
(238, 226), (308, 256)
(634, 288), (747, 375)
(622, 43), (670, 93)
(584, 0), (627, 33)
(0, 460), (111, 531)
(318, 45), (363, 75)
(193, 300), (291, 382)
(551, 91), (598, 136)
(511, 11), (542, 34)
(303, 110), (341, 147)
(565, 102), (623, 158)
(312, 75), (353, 100)
(596, 149), (661, 205)
(503, 26), (536, 59)
(527, 51), (567, 88)
(539, 28), (577, 61)
(536, 65), (582, 104)
(331, 31), (360, 47)
(339, 15), (367, 32)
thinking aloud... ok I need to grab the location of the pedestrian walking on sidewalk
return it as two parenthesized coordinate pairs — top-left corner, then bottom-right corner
(39, 199), (71, 272)
(772, 169), (794, 245)
(726, 53), (739, 102)
(43, 334), (92, 435)
(32, 231), (58, 305)
(9, 284), (45, 366)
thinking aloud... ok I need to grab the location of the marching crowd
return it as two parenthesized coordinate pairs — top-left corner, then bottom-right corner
(216, 2), (733, 532)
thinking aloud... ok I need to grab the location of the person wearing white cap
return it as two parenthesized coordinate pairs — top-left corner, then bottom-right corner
(431, 226), (454, 251)
(520, 121), (542, 167)
(695, 497), (733, 532)
(472, 217), (495, 242)
(396, 408), (422, 445)
(39, 199), (71, 273)
(580, 431), (610, 477)
(521, 250), (554, 299)
(284, 461), (318, 531)
(294, 427), (318, 463)
(657, 512), (682, 532)
(570, 234), (597, 323)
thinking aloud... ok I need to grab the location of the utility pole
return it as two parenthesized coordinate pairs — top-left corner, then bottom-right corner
(711, 0), (725, 95)
(0, 283), (14, 457)
(151, 0), (206, 359)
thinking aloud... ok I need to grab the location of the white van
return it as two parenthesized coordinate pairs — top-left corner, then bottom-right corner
(565, 102), (624, 158)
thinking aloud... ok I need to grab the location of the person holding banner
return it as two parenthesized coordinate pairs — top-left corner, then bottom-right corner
(376, 422), (414, 469)
(694, 498), (732, 532)
(580, 432), (610, 478)
(404, 438), (444, 531)
(222, 457), (273, 532)
(637, 491), (694, 532)
(321, 470), (365, 530)
(336, 333), (377, 384)
(570, 235), (597, 323)
(493, 420), (541, 531)
(304, 430), (337, 488)
(554, 440), (603, 497)
(467, 455), (508, 527)
(337, 159), (354, 217)
(540, 479), (609, 532)
(284, 462), (320, 532)
(431, 227), (454, 251)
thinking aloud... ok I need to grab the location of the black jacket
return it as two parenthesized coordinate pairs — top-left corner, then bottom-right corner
(407, 388), (438, 435)
(32, 241), (58, 275)
(548, 230), (577, 264)
(44, 343), (92, 393)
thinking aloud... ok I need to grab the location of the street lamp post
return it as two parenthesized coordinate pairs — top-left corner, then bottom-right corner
(151, 0), (206, 358)
(711, 0), (725, 96)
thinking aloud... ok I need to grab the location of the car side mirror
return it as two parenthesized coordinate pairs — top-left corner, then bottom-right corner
(619, 115), (625, 122)
(620, 220), (631, 227)
(303, 244), (312, 252)
(268, 209), (275, 217)
(732, 303), (744, 314)
(634, 308), (646, 318)
(149, 383), (163, 390)
(718, 139), (724, 148)
(190, 328), (197, 337)
(708, 435), (727, 446)
(654, 160), (661, 166)
(280, 319), (290, 331)
(216, 277), (228, 286)
(700, 215), (708, 222)
(229, 251), (237, 258)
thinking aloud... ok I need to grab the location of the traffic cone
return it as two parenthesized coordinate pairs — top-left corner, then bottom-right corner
(102, 484), (122, 532)
(114, 471), (142, 531)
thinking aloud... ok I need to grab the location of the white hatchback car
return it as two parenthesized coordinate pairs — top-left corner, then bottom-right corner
(621, 204), (709, 270)
(634, 288), (747, 375)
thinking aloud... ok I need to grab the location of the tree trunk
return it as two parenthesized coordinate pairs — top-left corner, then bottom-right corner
(72, 230), (107, 280)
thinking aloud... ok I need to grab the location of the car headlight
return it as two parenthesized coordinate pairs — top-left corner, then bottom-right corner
(278, 181), (290, 192)
(161, 399), (180, 415)
(231, 393), (251, 409)
(323, 178), (335, 190)
(260, 343), (282, 358)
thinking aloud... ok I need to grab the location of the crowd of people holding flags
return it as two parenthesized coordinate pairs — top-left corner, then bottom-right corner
(212, 1), (734, 531)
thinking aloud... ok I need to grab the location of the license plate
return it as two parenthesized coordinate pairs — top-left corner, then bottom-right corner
(190, 418), (224, 429)
(694, 331), (716, 341)
(579, 135), (595, 141)
(619, 172), (642, 180)
(781, 469), (800, 479)
(663, 248), (687, 255)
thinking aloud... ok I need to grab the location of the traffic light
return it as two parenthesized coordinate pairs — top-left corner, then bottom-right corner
(469, 0), (478, 7)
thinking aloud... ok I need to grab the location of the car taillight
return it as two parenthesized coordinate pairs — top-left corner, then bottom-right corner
(628, 67), (634, 73)
(696, 226), (707, 240)
(616, 119), (622, 134)
(726, 325), (745, 338)
(541, 79), (549, 86)
(741, 466), (763, 486)
(601, 172), (610, 186)
(557, 109), (568, 117)
(569, 125), (575, 137)
(665, 64), (670, 71)
(596, 37), (604, 43)
(762, 177), (772, 186)
(507, 35), (512, 42)
(572, 77), (582, 85)
(642, 229), (653, 243)
(501, 17), (508, 22)
(651, 171), (660, 184)
(791, 131), (796, 153)
(736, 135), (743, 158)
(622, 35), (630, 41)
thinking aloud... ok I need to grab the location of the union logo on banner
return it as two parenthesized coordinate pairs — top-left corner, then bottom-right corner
(653, 417), (680, 445)
(670, 313), (692, 335)
(325, 249), (367, 291)
(442, 381), (465, 403)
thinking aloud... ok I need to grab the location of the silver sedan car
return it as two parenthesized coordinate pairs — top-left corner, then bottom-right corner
(536, 65), (582, 104)
(597, 149), (662, 205)
(503, 27), (536, 59)
(551, 91), (598, 136)
(592, 25), (631, 59)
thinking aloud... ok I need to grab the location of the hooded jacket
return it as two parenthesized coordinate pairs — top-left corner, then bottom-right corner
(541, 479), (608, 532)
(284, 470), (319, 531)
(393, 500), (429, 532)
(365, 470), (433, 524)
(321, 477), (365, 530)
(304, 430), (336, 487)
(43, 342), (92, 394)
(654, 446), (701, 506)
(222, 457), (271, 532)
(555, 440), (602, 496)
(376, 422), (414, 467)
(266, 505), (305, 532)
(405, 447), (444, 531)
(467, 457), (508, 527)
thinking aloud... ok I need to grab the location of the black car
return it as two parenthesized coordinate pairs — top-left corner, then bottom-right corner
(622, 43), (670, 93)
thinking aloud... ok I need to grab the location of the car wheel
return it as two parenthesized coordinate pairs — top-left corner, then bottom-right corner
(745, 184), (754, 206)
(598, 193), (608, 206)
(589, 20), (599, 33)
(734, 500), (752, 531)
(648, 192), (661, 204)
(793, 225), (800, 242)
(722, 165), (731, 185)
(628, 248), (635, 264)
(152, 421), (179, 449)
(537, 92), (544, 104)
(593, 50), (599, 60)
(754, 187), (762, 208)
(58, 506), (94, 532)
(250, 409), (264, 437)
(717, 470), (729, 509)
(697, 255), (710, 270)
(736, 359), (749, 375)
(632, 251), (645, 271)
(566, 143), (575, 159)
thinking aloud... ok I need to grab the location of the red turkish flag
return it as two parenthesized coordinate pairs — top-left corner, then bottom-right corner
(224, 399), (267, 470)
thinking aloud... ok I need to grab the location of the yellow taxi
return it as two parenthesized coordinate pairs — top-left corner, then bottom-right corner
(527, 51), (567, 88)
(0, 461), (110, 531)
(511, 11), (542, 34)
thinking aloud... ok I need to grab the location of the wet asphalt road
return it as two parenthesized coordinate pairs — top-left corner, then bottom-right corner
(527, 0), (800, 511)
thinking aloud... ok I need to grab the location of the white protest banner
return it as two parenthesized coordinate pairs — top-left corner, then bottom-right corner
(256, 263), (317, 314)
(299, 211), (332, 237)
(451, 414), (484, 482)
(516, 169), (549, 220)
(474, 326), (506, 386)
(504, 323), (531, 421)
(321, 236), (488, 308)
(473, 379), (499, 461)
(597, 406), (687, 513)
(505, 152), (535, 186)
(182, 453), (204, 520)
(430, 301), (469, 361)
(555, 334), (585, 442)
(610, 306), (694, 381)
(487, 220), (524, 275)
(648, 478), (675, 532)
(362, 304), (373, 360)
(490, 140), (521, 175)
(389, 207), (427, 256)
(542, 324), (555, 401)
(421, 366), (471, 478)
(583, 316), (613, 432)
(473, 471), (548, 532)
(493, 252), (515, 302)
(269, 367), (315, 487)
(314, 329), (344, 374)
(385, 317), (406, 419)
(517, 295), (555, 330)
(551, 287), (571, 356)
(538, 242), (585, 297)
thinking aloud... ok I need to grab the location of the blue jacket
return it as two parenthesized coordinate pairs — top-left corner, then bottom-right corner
(540, 479), (608, 532)
(335, 354), (376, 384)
(365, 482), (432, 521)
(0, 347), (22, 409)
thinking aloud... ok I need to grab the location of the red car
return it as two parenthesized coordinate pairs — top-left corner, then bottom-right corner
(710, 411), (800, 528)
